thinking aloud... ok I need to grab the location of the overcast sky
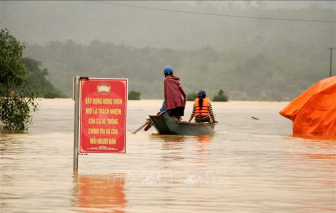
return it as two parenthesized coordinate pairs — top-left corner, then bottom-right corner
(1, 1), (335, 47)
(225, 1), (335, 9)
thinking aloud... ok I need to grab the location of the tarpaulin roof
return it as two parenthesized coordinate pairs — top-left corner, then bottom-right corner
(279, 76), (336, 136)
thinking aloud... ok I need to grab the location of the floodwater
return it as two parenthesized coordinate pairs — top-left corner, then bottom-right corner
(1, 99), (335, 213)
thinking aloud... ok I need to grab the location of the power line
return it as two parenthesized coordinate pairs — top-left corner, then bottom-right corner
(91, 1), (335, 23)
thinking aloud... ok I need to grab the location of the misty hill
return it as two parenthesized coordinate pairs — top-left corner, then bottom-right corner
(24, 40), (330, 101)
(3, 1), (334, 100)
(2, 1), (335, 54)
(22, 57), (67, 98)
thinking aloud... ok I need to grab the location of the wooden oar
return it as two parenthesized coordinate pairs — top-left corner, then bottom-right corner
(131, 120), (150, 134)
(144, 120), (152, 131)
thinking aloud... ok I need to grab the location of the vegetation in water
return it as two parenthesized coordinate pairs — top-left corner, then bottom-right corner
(0, 29), (40, 130)
(0, 29), (66, 130)
(186, 92), (198, 101)
(212, 90), (228, 102)
(128, 90), (141, 100)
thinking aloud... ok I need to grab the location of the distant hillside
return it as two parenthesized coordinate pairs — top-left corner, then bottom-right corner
(22, 57), (67, 98)
(24, 41), (331, 101)
(6, 1), (333, 100)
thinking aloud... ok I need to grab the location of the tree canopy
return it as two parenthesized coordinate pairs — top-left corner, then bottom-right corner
(128, 90), (141, 100)
(212, 90), (228, 102)
(186, 92), (198, 101)
(25, 41), (329, 101)
(0, 29), (39, 130)
(0, 29), (66, 130)
(22, 57), (67, 99)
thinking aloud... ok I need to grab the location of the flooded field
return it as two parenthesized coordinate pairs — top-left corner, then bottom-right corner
(1, 99), (335, 213)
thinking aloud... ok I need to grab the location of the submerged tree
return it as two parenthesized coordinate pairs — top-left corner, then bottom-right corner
(0, 29), (40, 130)
(186, 92), (197, 101)
(212, 89), (228, 102)
(128, 90), (141, 100)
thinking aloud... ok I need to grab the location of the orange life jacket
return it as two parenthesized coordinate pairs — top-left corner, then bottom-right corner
(194, 98), (210, 117)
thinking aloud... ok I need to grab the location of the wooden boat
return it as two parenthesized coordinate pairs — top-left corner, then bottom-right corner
(149, 113), (215, 135)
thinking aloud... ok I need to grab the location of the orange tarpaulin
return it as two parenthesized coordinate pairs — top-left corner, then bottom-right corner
(279, 76), (336, 136)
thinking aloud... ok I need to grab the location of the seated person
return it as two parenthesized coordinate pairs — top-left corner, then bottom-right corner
(188, 90), (217, 124)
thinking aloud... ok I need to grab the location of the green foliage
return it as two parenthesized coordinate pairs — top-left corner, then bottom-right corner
(0, 29), (39, 130)
(25, 40), (329, 101)
(212, 89), (228, 102)
(0, 97), (39, 130)
(128, 90), (141, 100)
(186, 92), (197, 101)
(4, 2), (335, 101)
(21, 57), (67, 99)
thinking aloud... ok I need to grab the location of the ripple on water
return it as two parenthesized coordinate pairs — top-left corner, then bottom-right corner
(0, 99), (335, 213)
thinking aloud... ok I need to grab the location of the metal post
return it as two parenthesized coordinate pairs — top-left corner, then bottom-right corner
(73, 76), (80, 171)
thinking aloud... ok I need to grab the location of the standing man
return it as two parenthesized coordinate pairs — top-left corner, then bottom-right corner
(160, 66), (186, 121)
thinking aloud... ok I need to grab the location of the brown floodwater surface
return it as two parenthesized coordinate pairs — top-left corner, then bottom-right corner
(1, 99), (335, 213)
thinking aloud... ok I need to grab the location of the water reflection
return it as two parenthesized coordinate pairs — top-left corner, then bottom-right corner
(72, 173), (127, 213)
(0, 133), (26, 154)
(0, 130), (28, 135)
(149, 135), (186, 165)
(150, 134), (185, 142)
(149, 134), (186, 150)
(288, 134), (336, 162)
(194, 135), (213, 164)
(292, 133), (336, 142)
(194, 135), (213, 143)
(162, 136), (185, 150)
(283, 134), (335, 211)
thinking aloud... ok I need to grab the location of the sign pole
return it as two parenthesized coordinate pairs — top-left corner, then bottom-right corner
(73, 76), (80, 171)
(330, 48), (334, 77)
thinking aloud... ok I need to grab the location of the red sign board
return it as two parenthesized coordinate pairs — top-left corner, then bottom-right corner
(79, 79), (127, 153)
